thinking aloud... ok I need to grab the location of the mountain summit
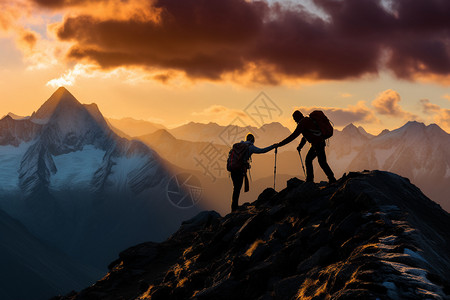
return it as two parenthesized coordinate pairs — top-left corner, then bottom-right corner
(31, 87), (80, 122)
(55, 171), (450, 300)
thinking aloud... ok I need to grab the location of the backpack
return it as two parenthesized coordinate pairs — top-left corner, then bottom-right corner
(227, 142), (250, 172)
(309, 110), (333, 139)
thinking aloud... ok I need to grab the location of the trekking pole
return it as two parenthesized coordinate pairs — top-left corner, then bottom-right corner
(273, 147), (278, 190)
(298, 148), (307, 179)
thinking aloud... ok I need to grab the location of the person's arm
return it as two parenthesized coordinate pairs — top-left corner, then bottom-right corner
(278, 124), (302, 148)
(249, 144), (275, 154)
(297, 137), (307, 151)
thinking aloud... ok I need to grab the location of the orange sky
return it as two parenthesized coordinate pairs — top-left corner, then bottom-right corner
(0, 0), (449, 134)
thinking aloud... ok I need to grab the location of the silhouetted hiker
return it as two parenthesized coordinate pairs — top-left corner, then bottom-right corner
(275, 110), (336, 183)
(227, 133), (277, 212)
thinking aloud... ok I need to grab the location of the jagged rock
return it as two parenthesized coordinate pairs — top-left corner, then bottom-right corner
(177, 211), (221, 234)
(55, 171), (450, 300)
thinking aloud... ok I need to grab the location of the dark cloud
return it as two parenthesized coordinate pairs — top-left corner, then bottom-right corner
(32, 0), (103, 8)
(35, 0), (450, 83)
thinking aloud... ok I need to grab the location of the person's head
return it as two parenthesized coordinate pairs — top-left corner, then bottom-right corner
(292, 110), (304, 123)
(246, 133), (255, 144)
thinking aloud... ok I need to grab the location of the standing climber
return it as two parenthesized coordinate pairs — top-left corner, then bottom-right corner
(275, 110), (336, 183)
(227, 133), (277, 212)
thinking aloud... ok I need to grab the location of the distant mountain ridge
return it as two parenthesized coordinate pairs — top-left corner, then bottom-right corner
(340, 121), (450, 211)
(168, 121), (292, 149)
(136, 119), (450, 212)
(107, 117), (166, 137)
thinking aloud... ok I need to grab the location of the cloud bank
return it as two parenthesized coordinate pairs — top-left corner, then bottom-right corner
(26, 0), (450, 84)
(421, 99), (450, 130)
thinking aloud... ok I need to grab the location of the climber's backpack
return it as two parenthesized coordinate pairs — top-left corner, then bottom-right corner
(309, 110), (333, 139)
(227, 142), (250, 172)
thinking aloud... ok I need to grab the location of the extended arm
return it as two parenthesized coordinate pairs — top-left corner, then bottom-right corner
(278, 124), (302, 148)
(249, 144), (275, 154)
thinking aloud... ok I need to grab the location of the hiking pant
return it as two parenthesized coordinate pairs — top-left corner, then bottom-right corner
(231, 171), (248, 212)
(305, 141), (335, 182)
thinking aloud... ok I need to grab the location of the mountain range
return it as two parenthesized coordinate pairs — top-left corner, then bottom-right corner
(1, 88), (449, 299)
(0, 88), (201, 300)
(121, 120), (450, 213)
(107, 117), (166, 138)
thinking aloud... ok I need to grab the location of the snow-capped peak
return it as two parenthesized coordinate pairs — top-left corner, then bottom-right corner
(399, 121), (426, 132)
(341, 123), (368, 140)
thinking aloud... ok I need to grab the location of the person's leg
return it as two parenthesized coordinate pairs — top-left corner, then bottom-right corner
(305, 146), (317, 182)
(231, 171), (244, 211)
(315, 141), (336, 182)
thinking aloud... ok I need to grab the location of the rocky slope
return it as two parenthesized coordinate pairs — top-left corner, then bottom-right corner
(55, 171), (450, 300)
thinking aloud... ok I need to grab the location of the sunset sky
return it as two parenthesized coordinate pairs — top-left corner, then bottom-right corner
(0, 0), (449, 134)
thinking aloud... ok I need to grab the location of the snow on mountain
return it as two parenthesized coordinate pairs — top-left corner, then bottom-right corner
(165, 119), (450, 212)
(345, 121), (450, 211)
(0, 114), (42, 146)
(49, 145), (106, 190)
(0, 142), (32, 194)
(0, 88), (201, 300)
(2, 112), (29, 120)
(325, 124), (371, 175)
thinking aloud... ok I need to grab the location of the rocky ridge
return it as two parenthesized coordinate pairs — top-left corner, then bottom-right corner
(55, 170), (450, 300)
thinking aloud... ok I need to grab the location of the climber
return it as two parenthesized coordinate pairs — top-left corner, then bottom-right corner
(227, 133), (277, 212)
(275, 110), (336, 183)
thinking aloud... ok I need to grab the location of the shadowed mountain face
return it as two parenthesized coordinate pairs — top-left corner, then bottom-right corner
(0, 208), (101, 300)
(107, 117), (166, 137)
(0, 88), (201, 300)
(55, 171), (450, 300)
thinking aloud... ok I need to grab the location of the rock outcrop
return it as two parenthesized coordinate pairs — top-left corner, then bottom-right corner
(55, 171), (450, 300)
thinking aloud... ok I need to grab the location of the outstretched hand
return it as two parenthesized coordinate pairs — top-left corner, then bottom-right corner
(296, 144), (303, 151)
